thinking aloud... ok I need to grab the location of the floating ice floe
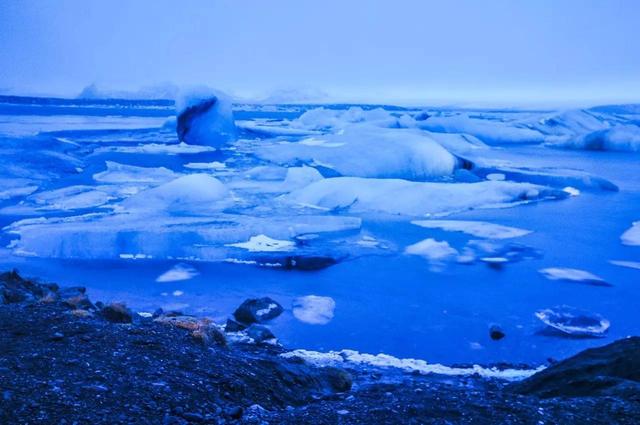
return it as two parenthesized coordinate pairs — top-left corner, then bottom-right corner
(415, 113), (545, 145)
(226, 234), (295, 252)
(290, 106), (398, 131)
(535, 306), (610, 337)
(286, 178), (566, 216)
(120, 174), (229, 214)
(609, 260), (640, 270)
(292, 295), (336, 325)
(258, 125), (459, 180)
(94, 142), (217, 155)
(156, 263), (200, 282)
(183, 161), (226, 170)
(93, 161), (178, 184)
(405, 238), (458, 261)
(621, 221), (640, 246)
(176, 87), (237, 147)
(280, 349), (544, 381)
(411, 220), (531, 239)
(280, 166), (324, 191)
(539, 267), (609, 286)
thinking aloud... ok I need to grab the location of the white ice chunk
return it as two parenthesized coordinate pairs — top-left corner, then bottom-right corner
(280, 166), (324, 191)
(405, 238), (458, 261)
(292, 295), (336, 325)
(539, 267), (607, 285)
(412, 220), (531, 239)
(621, 221), (640, 246)
(226, 234), (295, 252)
(95, 142), (216, 155)
(156, 263), (200, 282)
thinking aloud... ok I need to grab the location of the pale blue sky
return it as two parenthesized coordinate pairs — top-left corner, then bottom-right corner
(1, 0), (639, 105)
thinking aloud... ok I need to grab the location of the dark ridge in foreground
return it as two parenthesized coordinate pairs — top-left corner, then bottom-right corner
(1, 270), (639, 424)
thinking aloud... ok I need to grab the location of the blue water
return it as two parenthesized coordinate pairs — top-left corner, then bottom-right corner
(1, 97), (639, 366)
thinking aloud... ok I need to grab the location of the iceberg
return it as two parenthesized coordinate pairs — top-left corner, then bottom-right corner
(285, 178), (567, 216)
(415, 113), (545, 145)
(175, 88), (237, 147)
(257, 125), (460, 180)
(411, 220), (531, 239)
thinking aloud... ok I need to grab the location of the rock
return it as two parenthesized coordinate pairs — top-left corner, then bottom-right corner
(192, 324), (227, 347)
(225, 318), (247, 332)
(58, 286), (86, 299)
(181, 412), (204, 422)
(283, 255), (338, 271)
(49, 332), (64, 341)
(246, 324), (275, 343)
(154, 314), (201, 330)
(101, 303), (134, 323)
(489, 325), (505, 341)
(225, 406), (243, 420)
(324, 367), (353, 392)
(233, 297), (283, 324)
(70, 309), (93, 318)
(1, 287), (28, 304)
(511, 337), (640, 398)
(152, 308), (164, 319)
(62, 294), (94, 310)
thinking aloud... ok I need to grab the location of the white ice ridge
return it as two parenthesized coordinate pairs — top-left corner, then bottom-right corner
(411, 220), (531, 239)
(93, 161), (178, 184)
(292, 295), (336, 325)
(539, 267), (607, 285)
(621, 221), (640, 246)
(226, 234), (295, 252)
(156, 263), (199, 282)
(280, 349), (544, 381)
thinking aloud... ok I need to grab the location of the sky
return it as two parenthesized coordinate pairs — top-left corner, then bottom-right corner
(1, 0), (639, 106)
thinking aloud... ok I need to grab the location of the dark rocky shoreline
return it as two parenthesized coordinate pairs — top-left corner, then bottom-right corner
(1, 270), (639, 424)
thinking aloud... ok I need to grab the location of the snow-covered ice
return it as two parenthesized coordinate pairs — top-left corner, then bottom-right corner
(226, 235), (295, 252)
(620, 221), (640, 246)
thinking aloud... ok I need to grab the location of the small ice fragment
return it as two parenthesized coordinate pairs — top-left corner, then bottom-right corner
(621, 221), (640, 246)
(405, 238), (458, 261)
(172, 290), (184, 297)
(292, 295), (336, 325)
(138, 312), (153, 318)
(226, 234), (295, 252)
(487, 173), (505, 181)
(563, 186), (580, 196)
(156, 263), (199, 283)
(412, 220), (531, 239)
(184, 161), (226, 170)
(539, 267), (608, 286)
(609, 260), (640, 270)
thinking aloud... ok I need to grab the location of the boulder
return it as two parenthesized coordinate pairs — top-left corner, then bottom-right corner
(246, 324), (275, 343)
(489, 325), (506, 341)
(101, 303), (134, 323)
(225, 318), (247, 332)
(511, 337), (640, 398)
(233, 297), (283, 324)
